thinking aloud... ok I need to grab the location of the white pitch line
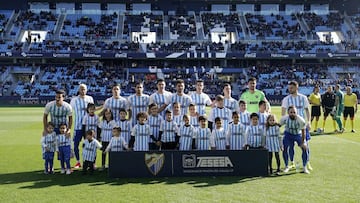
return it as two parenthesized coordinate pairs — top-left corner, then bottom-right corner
(328, 135), (360, 146)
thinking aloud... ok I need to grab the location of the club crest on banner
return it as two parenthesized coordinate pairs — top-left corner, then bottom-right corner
(145, 153), (165, 176)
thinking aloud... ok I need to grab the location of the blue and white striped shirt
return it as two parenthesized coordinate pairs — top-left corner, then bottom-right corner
(82, 139), (102, 162)
(148, 115), (163, 141)
(82, 114), (100, 137)
(127, 94), (150, 125)
(41, 132), (57, 153)
(208, 107), (232, 132)
(105, 136), (128, 152)
(265, 125), (281, 152)
(210, 128), (227, 150)
(117, 120), (132, 144)
(179, 125), (196, 150)
(131, 124), (151, 151)
(159, 120), (178, 142)
(149, 91), (172, 118)
(173, 114), (184, 129)
(195, 127), (211, 150)
(56, 133), (71, 149)
(190, 115), (199, 128)
(44, 101), (72, 128)
(239, 111), (251, 128)
(245, 125), (264, 148)
(99, 120), (117, 142)
(168, 93), (193, 115)
(103, 96), (128, 122)
(258, 112), (269, 129)
(224, 97), (239, 113)
(281, 94), (309, 119)
(280, 115), (306, 135)
(70, 95), (94, 130)
(226, 123), (246, 150)
(190, 92), (212, 116)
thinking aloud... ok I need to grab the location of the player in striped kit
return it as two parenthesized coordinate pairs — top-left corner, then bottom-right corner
(149, 79), (172, 118)
(127, 81), (150, 126)
(172, 102), (184, 128)
(129, 112), (153, 151)
(208, 95), (232, 132)
(190, 80), (212, 116)
(98, 108), (117, 170)
(178, 115), (196, 150)
(41, 122), (57, 174)
(195, 116), (211, 150)
(226, 112), (246, 150)
(82, 130), (102, 175)
(264, 114), (282, 175)
(103, 84), (128, 122)
(239, 100), (251, 128)
(56, 123), (72, 175)
(223, 83), (239, 113)
(189, 103), (199, 128)
(210, 117), (227, 150)
(82, 103), (100, 139)
(281, 81), (311, 170)
(166, 79), (193, 115)
(104, 127), (128, 152)
(280, 106), (309, 174)
(281, 81), (310, 121)
(43, 89), (72, 135)
(258, 100), (269, 129)
(148, 103), (163, 150)
(158, 110), (179, 150)
(70, 84), (94, 169)
(118, 108), (132, 144)
(245, 113), (265, 149)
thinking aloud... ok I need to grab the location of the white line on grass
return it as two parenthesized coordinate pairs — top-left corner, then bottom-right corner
(328, 135), (360, 146)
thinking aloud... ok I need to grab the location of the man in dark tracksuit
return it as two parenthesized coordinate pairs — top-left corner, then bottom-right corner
(321, 86), (336, 132)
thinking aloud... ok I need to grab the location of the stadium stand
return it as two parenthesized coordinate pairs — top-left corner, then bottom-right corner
(123, 12), (163, 41)
(201, 12), (241, 40)
(168, 14), (197, 40)
(0, 1), (359, 104)
(60, 13), (118, 40)
(245, 13), (304, 40)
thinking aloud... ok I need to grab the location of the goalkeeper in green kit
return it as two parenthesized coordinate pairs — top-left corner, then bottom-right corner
(240, 77), (271, 114)
(333, 84), (345, 133)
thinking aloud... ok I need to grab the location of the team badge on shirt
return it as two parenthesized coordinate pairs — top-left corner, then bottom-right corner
(145, 153), (165, 176)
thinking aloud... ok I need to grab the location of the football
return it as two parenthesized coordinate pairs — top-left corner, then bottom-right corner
(317, 128), (323, 133)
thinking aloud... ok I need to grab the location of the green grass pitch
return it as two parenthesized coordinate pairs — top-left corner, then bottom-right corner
(0, 107), (360, 202)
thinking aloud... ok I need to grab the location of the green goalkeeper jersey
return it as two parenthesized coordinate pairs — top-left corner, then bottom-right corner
(336, 90), (344, 107)
(240, 89), (266, 113)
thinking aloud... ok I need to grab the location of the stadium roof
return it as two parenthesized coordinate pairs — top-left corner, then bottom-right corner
(8, 0), (351, 14)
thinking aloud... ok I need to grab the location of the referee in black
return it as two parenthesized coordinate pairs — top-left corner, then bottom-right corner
(321, 86), (336, 132)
